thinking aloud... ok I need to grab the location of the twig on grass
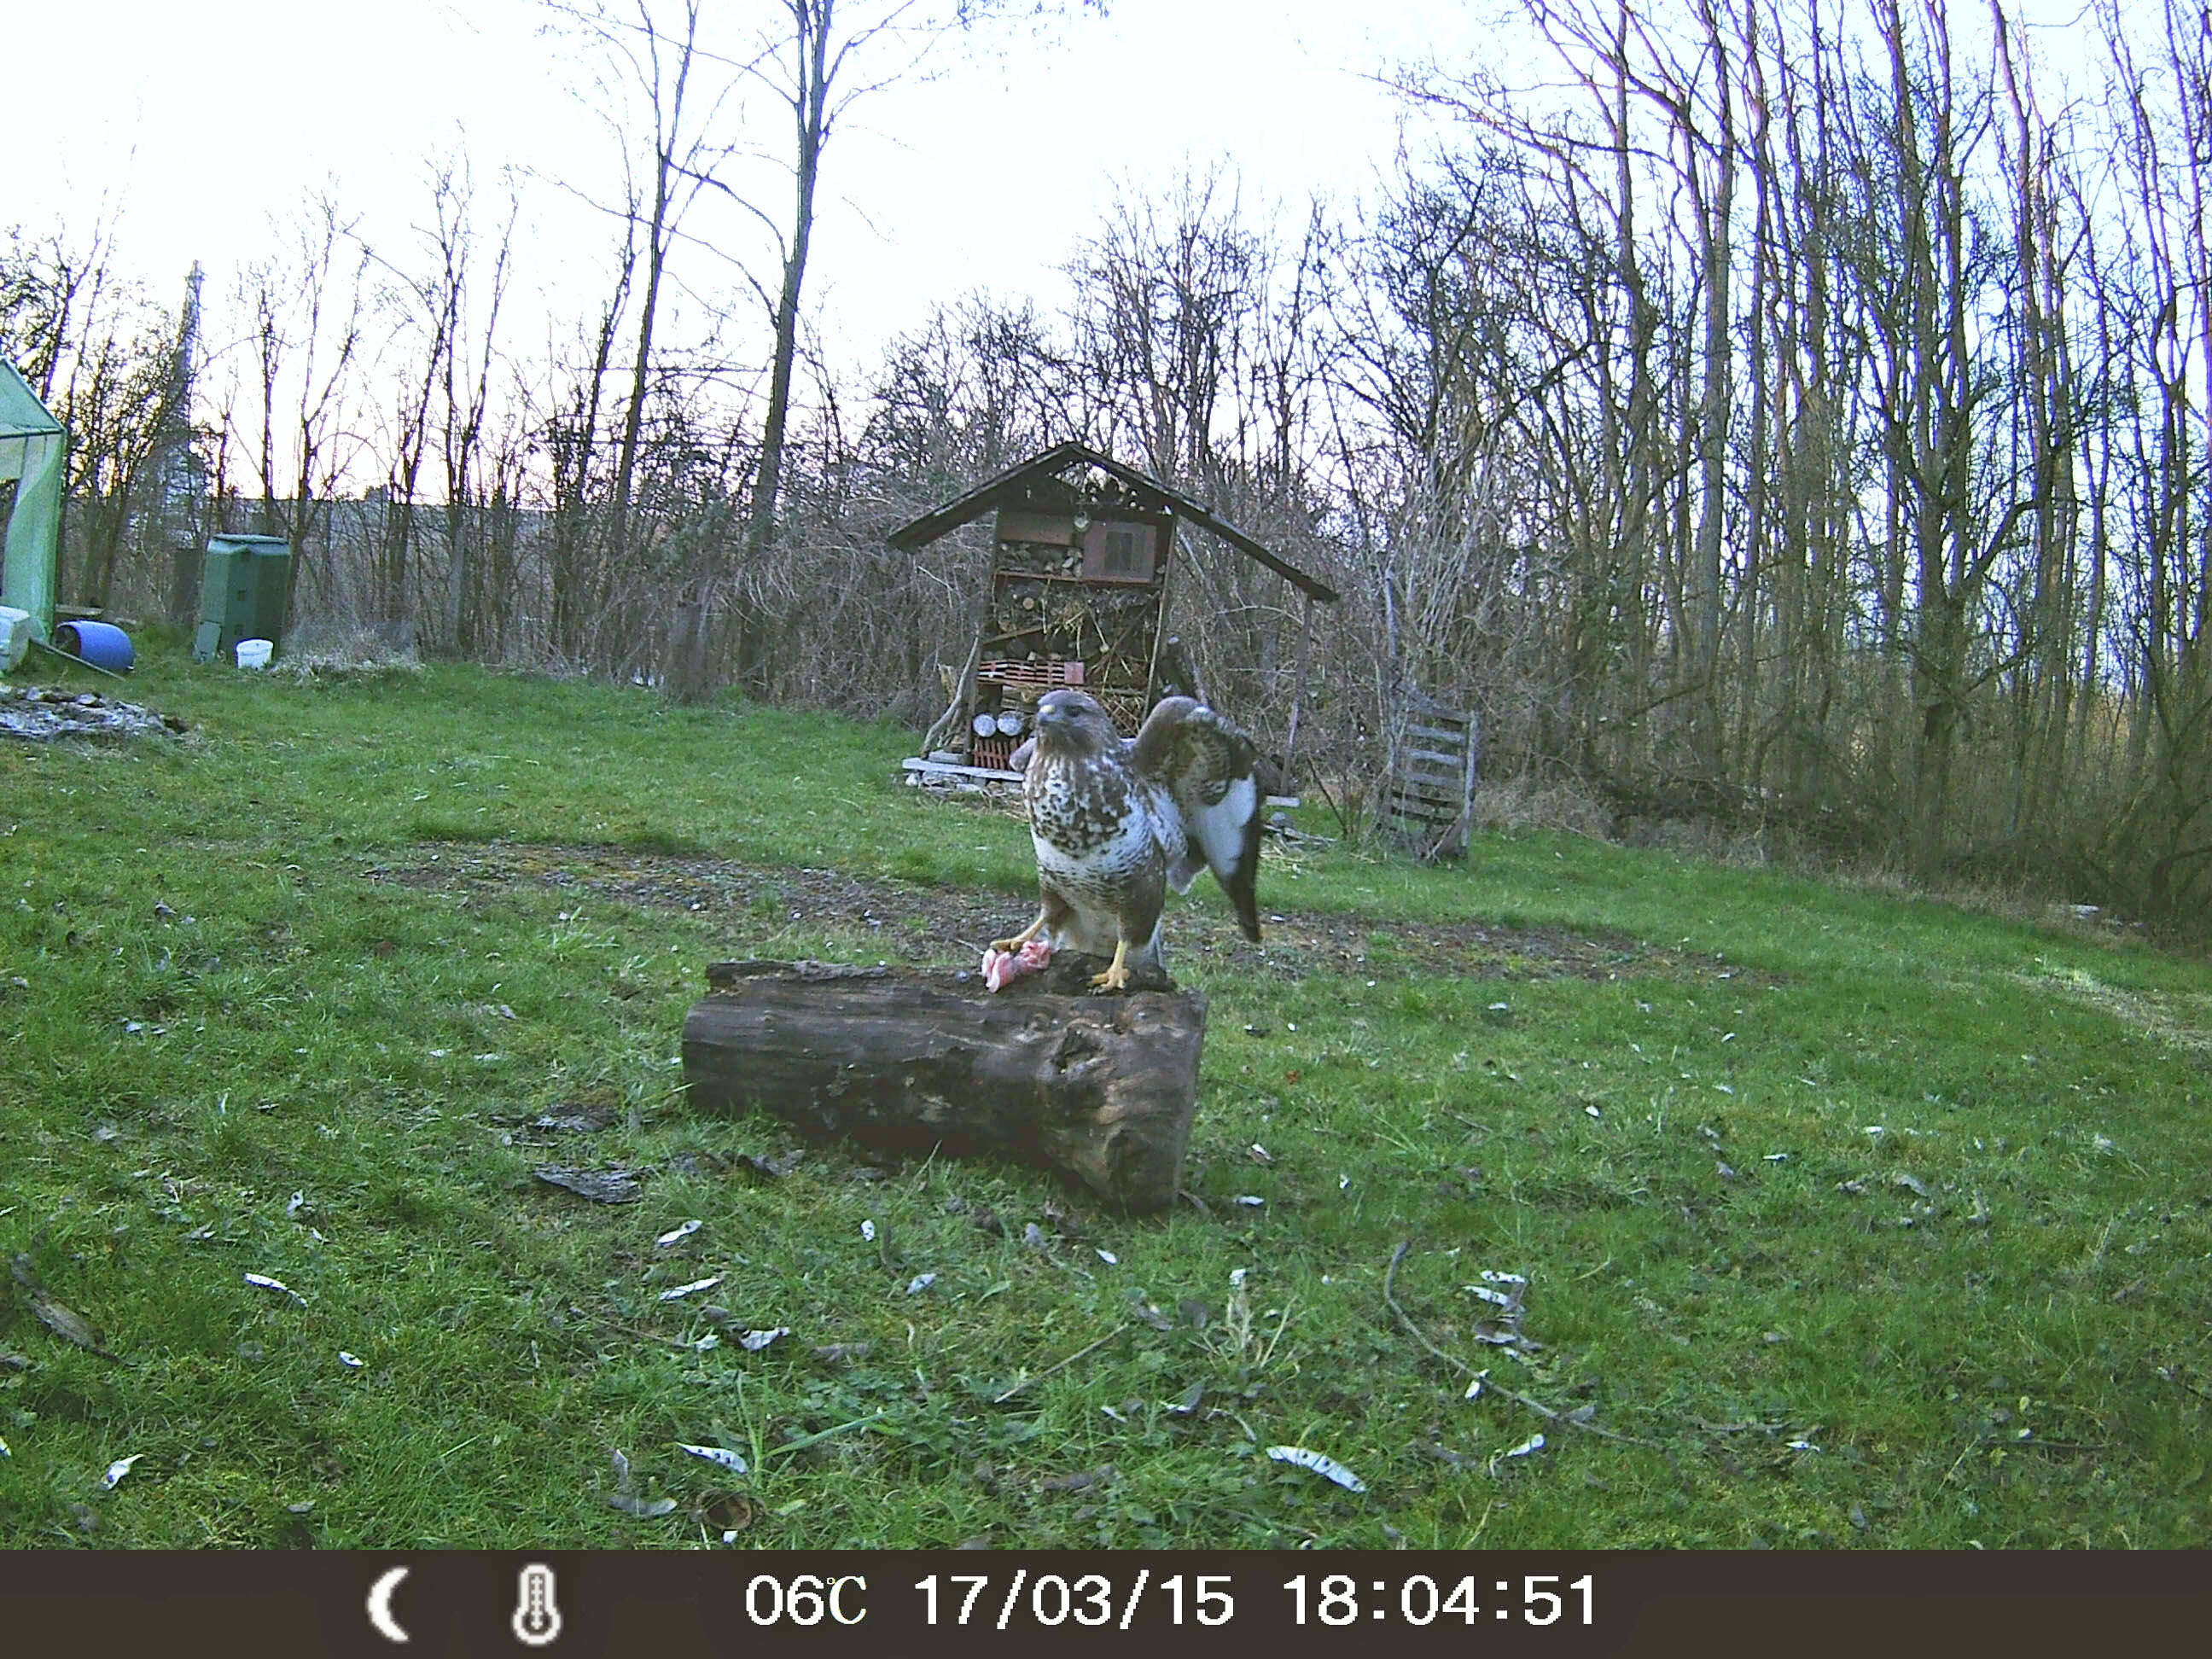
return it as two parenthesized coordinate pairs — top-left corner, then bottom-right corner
(991, 1325), (1122, 1405)
(764, 1411), (888, 1460)
(583, 1307), (701, 1352)
(1383, 1241), (1657, 1450)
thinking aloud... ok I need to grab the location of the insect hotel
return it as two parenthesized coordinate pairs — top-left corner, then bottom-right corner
(889, 441), (1338, 782)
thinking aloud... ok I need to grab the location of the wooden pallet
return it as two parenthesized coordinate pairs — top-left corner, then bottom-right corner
(1386, 702), (1479, 860)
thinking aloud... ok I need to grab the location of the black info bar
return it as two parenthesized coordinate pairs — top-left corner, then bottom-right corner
(1, 1549), (2203, 1656)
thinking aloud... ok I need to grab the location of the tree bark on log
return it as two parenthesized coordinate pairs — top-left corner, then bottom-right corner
(681, 959), (1208, 1214)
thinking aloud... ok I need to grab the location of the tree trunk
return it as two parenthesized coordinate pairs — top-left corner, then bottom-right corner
(681, 958), (1208, 1214)
(735, 0), (834, 692)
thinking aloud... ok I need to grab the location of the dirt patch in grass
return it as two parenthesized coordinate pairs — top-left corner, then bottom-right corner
(366, 840), (1761, 987)
(2015, 961), (2212, 1053)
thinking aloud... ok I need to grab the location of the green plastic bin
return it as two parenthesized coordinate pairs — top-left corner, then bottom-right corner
(193, 534), (292, 663)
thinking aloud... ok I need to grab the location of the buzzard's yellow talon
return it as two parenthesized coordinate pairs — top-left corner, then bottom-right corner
(1090, 942), (1132, 992)
(992, 915), (1047, 956)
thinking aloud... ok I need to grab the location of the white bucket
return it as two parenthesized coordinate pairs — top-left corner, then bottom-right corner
(0, 605), (31, 674)
(235, 637), (274, 671)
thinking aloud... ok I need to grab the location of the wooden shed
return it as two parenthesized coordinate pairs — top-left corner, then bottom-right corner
(888, 442), (1337, 777)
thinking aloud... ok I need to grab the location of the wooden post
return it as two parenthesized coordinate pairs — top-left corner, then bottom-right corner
(681, 960), (1208, 1213)
(1284, 589), (1313, 784)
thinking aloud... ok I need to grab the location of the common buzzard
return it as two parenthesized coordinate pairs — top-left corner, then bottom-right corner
(986, 689), (1263, 992)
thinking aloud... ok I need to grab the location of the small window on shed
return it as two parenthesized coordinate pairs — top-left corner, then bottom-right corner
(1081, 520), (1156, 584)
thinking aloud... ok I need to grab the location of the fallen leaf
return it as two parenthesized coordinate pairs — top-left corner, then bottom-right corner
(1129, 1299), (1173, 1331)
(533, 1103), (616, 1133)
(704, 1492), (756, 1538)
(656, 1220), (703, 1249)
(607, 1448), (677, 1518)
(739, 1327), (789, 1352)
(534, 1164), (641, 1204)
(27, 1291), (114, 1356)
(1039, 1464), (1115, 1495)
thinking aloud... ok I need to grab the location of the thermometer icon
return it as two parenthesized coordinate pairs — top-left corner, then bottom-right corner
(512, 1563), (563, 1647)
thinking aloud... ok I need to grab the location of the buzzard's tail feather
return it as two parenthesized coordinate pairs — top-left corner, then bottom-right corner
(1224, 857), (1261, 942)
(1224, 788), (1263, 941)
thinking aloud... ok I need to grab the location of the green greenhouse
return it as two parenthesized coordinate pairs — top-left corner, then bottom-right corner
(1, 357), (63, 640)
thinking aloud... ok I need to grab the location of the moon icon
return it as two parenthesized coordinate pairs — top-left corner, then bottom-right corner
(367, 1566), (411, 1644)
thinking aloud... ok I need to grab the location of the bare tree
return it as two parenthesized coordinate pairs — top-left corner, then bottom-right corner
(229, 196), (375, 628)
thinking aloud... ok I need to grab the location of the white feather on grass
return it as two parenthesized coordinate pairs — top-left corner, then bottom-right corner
(1266, 1444), (1367, 1493)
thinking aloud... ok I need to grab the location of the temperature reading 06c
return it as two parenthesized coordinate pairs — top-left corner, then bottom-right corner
(1281, 1574), (1593, 1627)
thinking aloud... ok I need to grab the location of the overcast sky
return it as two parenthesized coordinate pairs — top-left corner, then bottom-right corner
(13, 0), (2099, 416)
(12, 0), (1468, 383)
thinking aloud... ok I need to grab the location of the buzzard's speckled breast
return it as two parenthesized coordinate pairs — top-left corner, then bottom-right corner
(1007, 685), (1259, 975)
(1027, 750), (1179, 958)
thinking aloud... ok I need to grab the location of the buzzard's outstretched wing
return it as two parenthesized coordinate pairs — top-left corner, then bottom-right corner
(1132, 696), (1263, 942)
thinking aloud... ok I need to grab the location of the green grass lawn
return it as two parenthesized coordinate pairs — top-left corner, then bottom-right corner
(2, 644), (2206, 1548)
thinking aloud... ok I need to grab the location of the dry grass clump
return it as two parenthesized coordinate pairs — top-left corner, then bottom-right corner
(271, 622), (424, 683)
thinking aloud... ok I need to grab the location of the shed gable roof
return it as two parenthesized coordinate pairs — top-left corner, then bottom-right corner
(886, 440), (1339, 603)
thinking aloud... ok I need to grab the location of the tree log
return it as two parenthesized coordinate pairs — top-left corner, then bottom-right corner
(681, 959), (1208, 1213)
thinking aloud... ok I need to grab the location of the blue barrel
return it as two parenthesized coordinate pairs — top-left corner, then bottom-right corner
(55, 620), (135, 672)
